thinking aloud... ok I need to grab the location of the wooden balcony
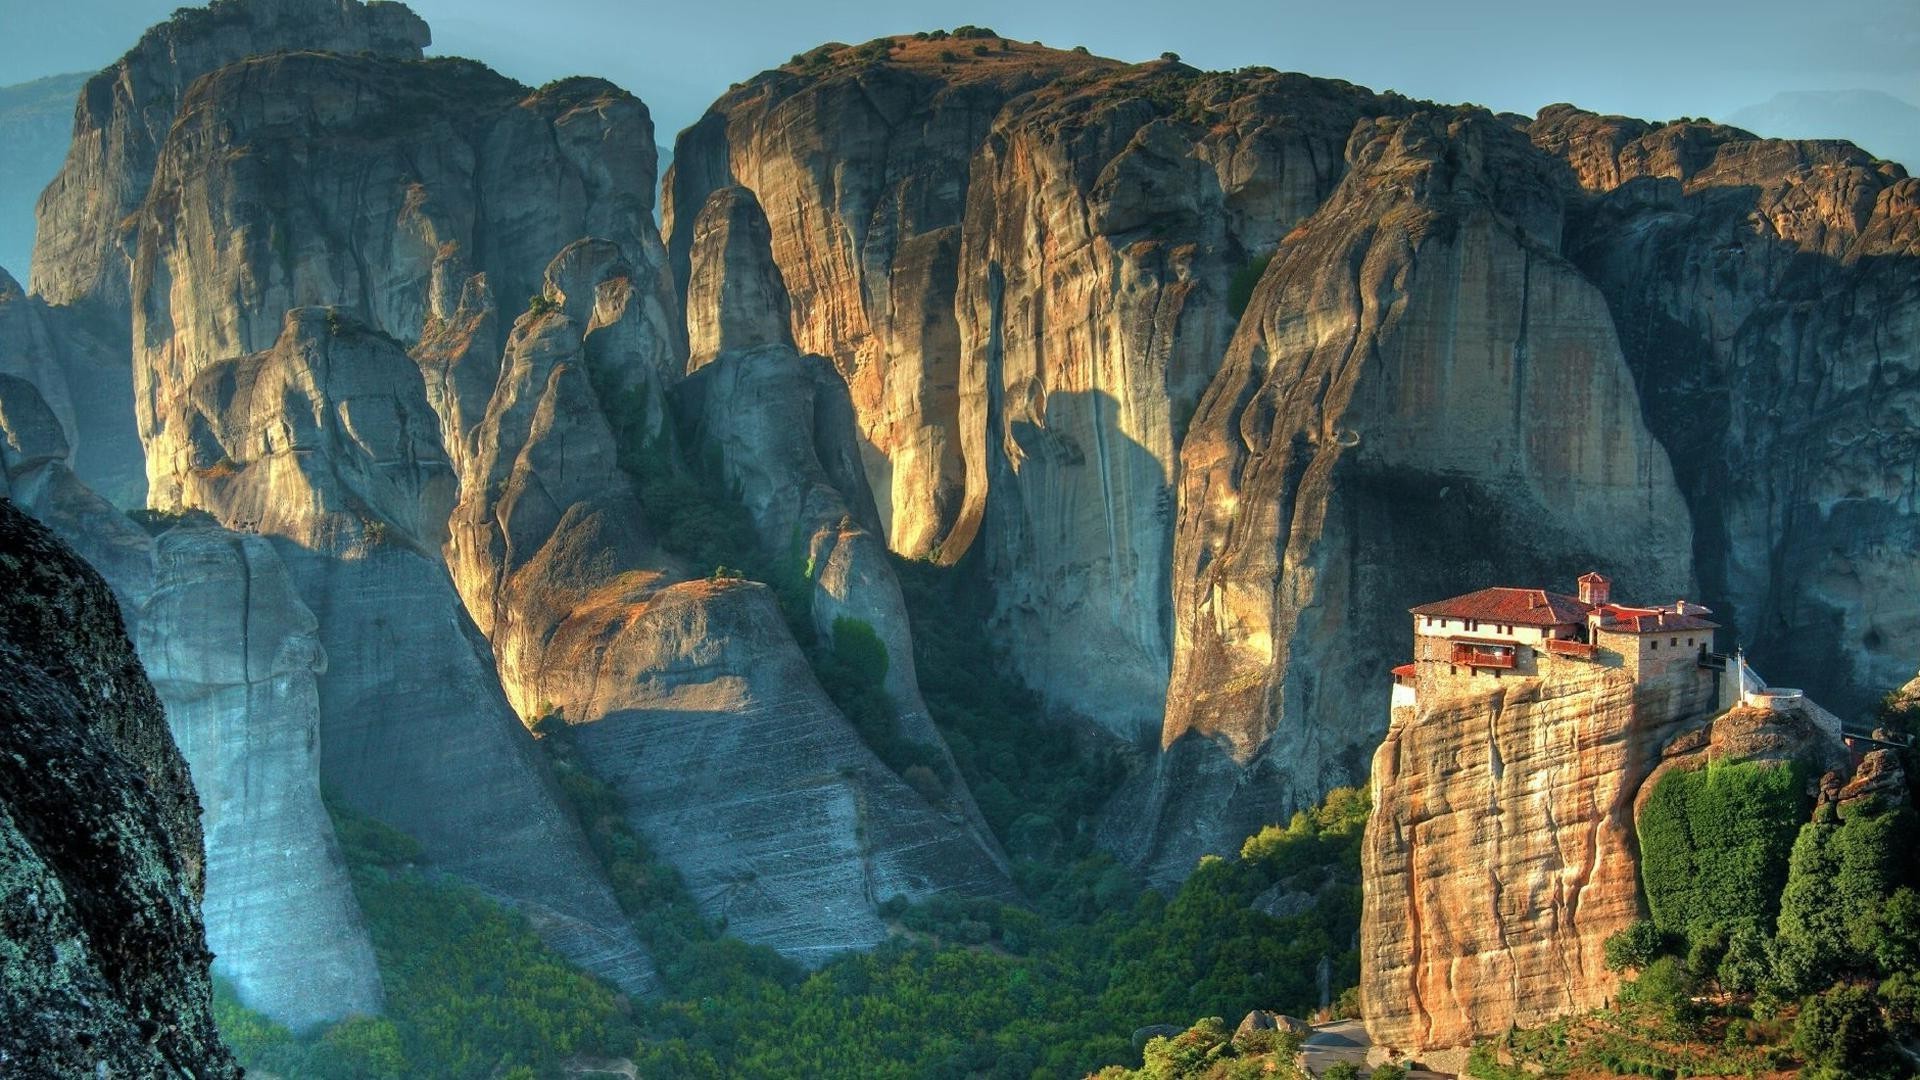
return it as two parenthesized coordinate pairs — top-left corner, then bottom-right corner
(1544, 638), (1596, 660)
(1450, 640), (1517, 669)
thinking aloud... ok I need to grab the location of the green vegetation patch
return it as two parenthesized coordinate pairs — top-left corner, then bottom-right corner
(1635, 759), (1808, 944)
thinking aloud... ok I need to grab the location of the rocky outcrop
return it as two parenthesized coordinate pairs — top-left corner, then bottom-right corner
(138, 524), (384, 1029)
(447, 236), (1012, 962)
(29, 0), (429, 315)
(2, 363), (384, 1028)
(1533, 105), (1920, 719)
(672, 46), (1400, 739)
(667, 37), (1114, 558)
(1120, 112), (1695, 881)
(677, 187), (1002, 854)
(685, 186), (793, 368)
(0, 498), (238, 1078)
(150, 308), (657, 994)
(130, 50), (664, 486)
(1361, 644), (1723, 1054)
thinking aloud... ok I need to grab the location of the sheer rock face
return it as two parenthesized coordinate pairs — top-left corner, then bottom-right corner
(677, 186), (1002, 859)
(1361, 655), (1849, 1055)
(1532, 105), (1920, 719)
(954, 67), (1393, 738)
(666, 40), (1115, 560)
(671, 50), (1393, 738)
(1, 369), (381, 1028)
(1116, 113), (1697, 881)
(0, 266), (144, 506)
(448, 238), (1012, 963)
(685, 186), (792, 368)
(138, 525), (384, 1030)
(0, 499), (238, 1079)
(1361, 653), (1720, 1055)
(29, 0), (429, 314)
(131, 51), (662, 479)
(148, 309), (657, 995)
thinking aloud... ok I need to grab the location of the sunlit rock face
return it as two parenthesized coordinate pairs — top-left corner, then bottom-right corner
(1532, 105), (1920, 720)
(678, 185), (1005, 864)
(0, 500), (238, 1079)
(445, 229), (1012, 965)
(1114, 112), (1697, 882)
(138, 525), (385, 1030)
(1361, 647), (1850, 1055)
(670, 47), (1393, 740)
(30, 0), (429, 316)
(666, 40), (1111, 561)
(952, 66), (1395, 741)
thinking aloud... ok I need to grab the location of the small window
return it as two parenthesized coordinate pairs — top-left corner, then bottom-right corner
(1670, 637), (1678, 647)
(1651, 640), (1660, 650)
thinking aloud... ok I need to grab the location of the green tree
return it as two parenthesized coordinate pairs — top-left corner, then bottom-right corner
(1792, 983), (1900, 1079)
(1603, 919), (1667, 973)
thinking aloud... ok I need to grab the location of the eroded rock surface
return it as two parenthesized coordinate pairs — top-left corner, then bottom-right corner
(30, 0), (429, 315)
(138, 525), (384, 1029)
(0, 499), (238, 1078)
(1121, 112), (1696, 880)
(448, 236), (1011, 963)
(150, 308), (657, 994)
(1534, 105), (1920, 719)
(1361, 644), (1723, 1054)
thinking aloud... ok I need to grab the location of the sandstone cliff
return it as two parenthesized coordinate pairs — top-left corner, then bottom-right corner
(149, 307), (657, 992)
(0, 498), (238, 1078)
(670, 44), (1402, 739)
(138, 524), (385, 1029)
(30, 0), (429, 316)
(446, 233), (1012, 962)
(667, 37), (1113, 559)
(1120, 112), (1696, 881)
(1532, 105), (1920, 720)
(1361, 645), (1721, 1054)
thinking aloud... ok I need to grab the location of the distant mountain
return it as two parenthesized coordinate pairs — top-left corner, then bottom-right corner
(1728, 89), (1920, 169)
(0, 72), (86, 279)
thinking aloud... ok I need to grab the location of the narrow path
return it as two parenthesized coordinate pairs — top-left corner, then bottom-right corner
(1298, 1020), (1453, 1078)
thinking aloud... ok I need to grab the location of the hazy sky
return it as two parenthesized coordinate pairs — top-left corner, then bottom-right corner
(2, 0), (1916, 147)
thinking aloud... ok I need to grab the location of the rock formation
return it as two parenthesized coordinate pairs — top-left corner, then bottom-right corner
(446, 233), (1012, 962)
(1533, 105), (1920, 720)
(678, 185), (1003, 857)
(148, 307), (656, 992)
(1122, 112), (1695, 881)
(30, 0), (429, 316)
(1361, 624), (1721, 1053)
(138, 524), (385, 1029)
(666, 38), (1114, 559)
(0, 498), (238, 1078)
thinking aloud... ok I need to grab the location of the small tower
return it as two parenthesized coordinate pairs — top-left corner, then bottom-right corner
(1577, 572), (1611, 606)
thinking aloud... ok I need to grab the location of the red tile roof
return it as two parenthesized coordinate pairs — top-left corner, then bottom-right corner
(1592, 604), (1719, 633)
(1409, 587), (1590, 627)
(1391, 663), (1417, 678)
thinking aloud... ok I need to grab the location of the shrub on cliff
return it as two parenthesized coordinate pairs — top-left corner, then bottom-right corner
(1774, 797), (1920, 992)
(1636, 760), (1806, 946)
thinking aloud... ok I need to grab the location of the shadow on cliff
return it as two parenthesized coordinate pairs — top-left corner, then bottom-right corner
(979, 383), (1175, 743)
(1565, 177), (1920, 719)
